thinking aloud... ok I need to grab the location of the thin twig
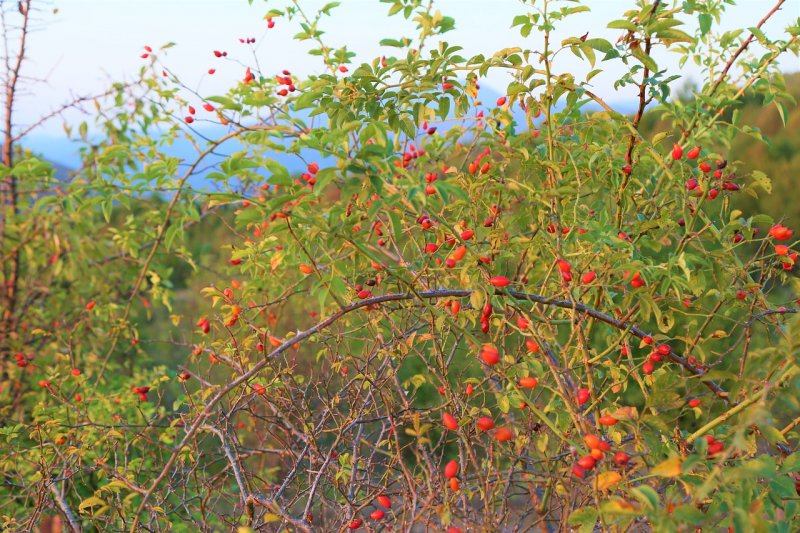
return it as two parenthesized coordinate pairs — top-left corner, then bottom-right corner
(128, 286), (735, 531)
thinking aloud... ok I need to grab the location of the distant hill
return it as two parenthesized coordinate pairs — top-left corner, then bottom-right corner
(21, 84), (640, 179)
(50, 159), (72, 181)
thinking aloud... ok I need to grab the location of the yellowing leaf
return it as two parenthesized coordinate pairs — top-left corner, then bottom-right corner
(608, 406), (638, 421)
(99, 479), (131, 493)
(494, 47), (522, 58)
(594, 471), (622, 491)
(263, 514), (282, 524)
(405, 331), (417, 347)
(270, 251), (284, 272)
(469, 290), (484, 311)
(601, 499), (639, 516)
(79, 496), (106, 511)
(651, 456), (682, 477)
(498, 394), (510, 414)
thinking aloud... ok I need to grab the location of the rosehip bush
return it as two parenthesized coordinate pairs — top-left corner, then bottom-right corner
(2, 1), (800, 532)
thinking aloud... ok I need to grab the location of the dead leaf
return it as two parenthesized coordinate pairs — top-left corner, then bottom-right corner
(608, 405), (639, 420)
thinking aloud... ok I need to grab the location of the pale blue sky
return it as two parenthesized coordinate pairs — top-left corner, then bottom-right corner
(11, 0), (800, 136)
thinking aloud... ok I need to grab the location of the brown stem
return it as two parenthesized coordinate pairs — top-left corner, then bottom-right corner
(48, 477), (81, 533)
(740, 307), (799, 378)
(744, 307), (798, 328)
(201, 425), (254, 526)
(623, 0), (661, 165)
(705, 0), (786, 99)
(0, 0), (31, 356)
(616, 0), (661, 228)
(128, 286), (737, 531)
(680, 0), (787, 142)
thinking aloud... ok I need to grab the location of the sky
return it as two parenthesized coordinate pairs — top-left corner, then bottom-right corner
(5, 0), (799, 163)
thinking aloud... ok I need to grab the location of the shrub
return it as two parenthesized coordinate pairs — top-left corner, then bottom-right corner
(1, 1), (799, 531)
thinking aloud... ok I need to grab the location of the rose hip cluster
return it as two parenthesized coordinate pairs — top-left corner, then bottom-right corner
(675, 145), (740, 201)
(572, 433), (629, 479)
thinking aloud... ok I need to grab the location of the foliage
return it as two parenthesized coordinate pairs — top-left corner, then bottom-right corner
(641, 71), (800, 228)
(1, 0), (800, 531)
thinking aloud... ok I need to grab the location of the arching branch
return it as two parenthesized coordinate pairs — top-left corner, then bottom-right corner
(129, 286), (752, 530)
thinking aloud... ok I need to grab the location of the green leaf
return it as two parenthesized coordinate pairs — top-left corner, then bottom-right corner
(631, 485), (660, 509)
(656, 28), (693, 45)
(511, 14), (529, 27)
(438, 96), (450, 120)
(781, 453), (800, 473)
(647, 18), (684, 33)
(321, 2), (340, 15)
(568, 507), (598, 533)
(369, 174), (384, 196)
(102, 196), (113, 223)
(263, 161), (289, 187)
(776, 101), (788, 126)
(608, 19), (637, 31)
(748, 26), (768, 45)
(760, 425), (787, 445)
(294, 90), (321, 111)
(770, 476), (798, 499)
(631, 46), (658, 72)
(206, 95), (242, 111)
(497, 394), (510, 414)
(400, 117), (416, 139)
(585, 38), (613, 54)
(698, 14), (712, 36)
(564, 5), (590, 16)
(507, 82), (528, 97)
(670, 505), (705, 524)
(379, 38), (409, 48)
